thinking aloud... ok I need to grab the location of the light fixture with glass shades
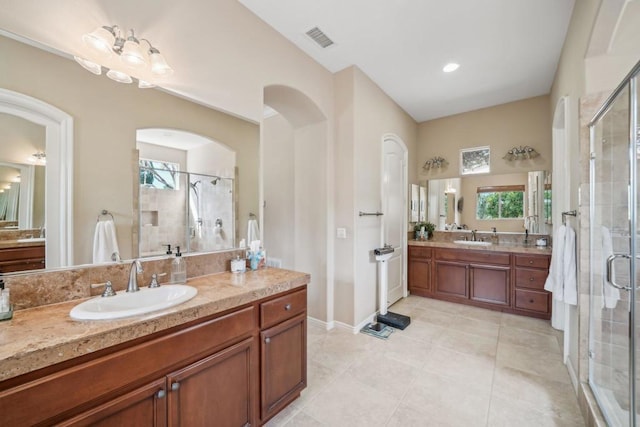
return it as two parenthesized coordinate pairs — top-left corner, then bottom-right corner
(28, 152), (47, 165)
(422, 156), (447, 170)
(74, 25), (173, 88)
(502, 146), (540, 161)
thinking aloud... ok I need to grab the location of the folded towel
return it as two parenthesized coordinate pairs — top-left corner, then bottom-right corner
(93, 220), (120, 264)
(247, 218), (260, 243)
(602, 226), (620, 309)
(544, 225), (566, 296)
(543, 224), (577, 306)
(562, 225), (577, 305)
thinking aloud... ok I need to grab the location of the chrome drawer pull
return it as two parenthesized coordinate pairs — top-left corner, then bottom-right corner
(156, 389), (166, 399)
(265, 337), (271, 344)
(285, 304), (292, 311)
(171, 382), (180, 391)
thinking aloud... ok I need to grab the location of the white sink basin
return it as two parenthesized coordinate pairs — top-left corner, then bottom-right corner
(17, 237), (46, 243)
(453, 240), (492, 247)
(70, 284), (198, 320)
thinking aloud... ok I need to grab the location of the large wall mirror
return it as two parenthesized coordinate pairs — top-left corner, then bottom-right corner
(421, 170), (551, 234)
(0, 33), (259, 274)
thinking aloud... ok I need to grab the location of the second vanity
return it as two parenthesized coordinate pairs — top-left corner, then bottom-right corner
(409, 239), (552, 319)
(0, 268), (308, 426)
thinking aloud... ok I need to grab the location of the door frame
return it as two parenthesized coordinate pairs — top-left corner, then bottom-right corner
(381, 133), (408, 301)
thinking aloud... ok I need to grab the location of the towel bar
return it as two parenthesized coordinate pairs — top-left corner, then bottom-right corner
(359, 211), (384, 217)
(561, 210), (577, 225)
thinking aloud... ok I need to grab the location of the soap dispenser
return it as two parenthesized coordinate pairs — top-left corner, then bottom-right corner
(491, 227), (499, 244)
(171, 246), (187, 284)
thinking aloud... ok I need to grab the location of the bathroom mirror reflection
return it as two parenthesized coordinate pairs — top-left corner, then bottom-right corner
(424, 170), (551, 234)
(136, 128), (237, 257)
(0, 33), (259, 274)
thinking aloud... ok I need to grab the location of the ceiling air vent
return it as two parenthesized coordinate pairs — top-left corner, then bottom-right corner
(306, 26), (334, 48)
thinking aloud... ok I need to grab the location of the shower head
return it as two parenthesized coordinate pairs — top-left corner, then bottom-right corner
(210, 177), (219, 185)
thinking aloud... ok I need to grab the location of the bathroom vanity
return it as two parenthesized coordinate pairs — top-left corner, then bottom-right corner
(408, 241), (551, 319)
(0, 268), (308, 426)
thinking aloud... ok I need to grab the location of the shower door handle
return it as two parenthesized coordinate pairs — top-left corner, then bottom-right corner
(606, 253), (632, 291)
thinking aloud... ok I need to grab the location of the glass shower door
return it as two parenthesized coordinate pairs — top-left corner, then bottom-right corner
(589, 79), (633, 426)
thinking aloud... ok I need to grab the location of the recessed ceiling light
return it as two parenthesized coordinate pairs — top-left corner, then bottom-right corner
(443, 63), (460, 73)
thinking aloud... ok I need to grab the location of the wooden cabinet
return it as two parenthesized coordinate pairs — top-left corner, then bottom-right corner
(470, 264), (510, 306)
(408, 245), (551, 319)
(408, 246), (432, 296)
(513, 254), (551, 318)
(0, 244), (45, 273)
(0, 287), (308, 427)
(434, 260), (468, 298)
(167, 338), (256, 427)
(57, 379), (168, 427)
(260, 289), (307, 424)
(433, 248), (510, 308)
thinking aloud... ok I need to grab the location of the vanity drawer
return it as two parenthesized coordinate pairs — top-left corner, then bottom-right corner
(261, 288), (307, 329)
(515, 268), (549, 290)
(409, 246), (432, 260)
(514, 289), (550, 314)
(436, 248), (510, 266)
(514, 254), (550, 269)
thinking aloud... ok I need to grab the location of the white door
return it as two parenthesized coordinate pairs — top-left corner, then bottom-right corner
(382, 136), (407, 306)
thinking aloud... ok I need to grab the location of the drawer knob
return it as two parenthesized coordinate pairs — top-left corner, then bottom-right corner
(156, 389), (166, 399)
(529, 277), (535, 281)
(171, 382), (180, 391)
(285, 304), (292, 311)
(529, 260), (534, 264)
(529, 299), (534, 303)
(265, 337), (271, 344)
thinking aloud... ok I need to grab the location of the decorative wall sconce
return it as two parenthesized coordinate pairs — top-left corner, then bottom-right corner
(503, 146), (539, 161)
(423, 156), (447, 170)
(74, 25), (173, 88)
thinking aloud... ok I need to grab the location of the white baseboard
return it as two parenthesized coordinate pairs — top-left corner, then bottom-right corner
(330, 313), (377, 334)
(307, 316), (334, 331)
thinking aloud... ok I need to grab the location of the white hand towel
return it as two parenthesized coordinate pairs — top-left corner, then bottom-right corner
(601, 225), (620, 309)
(545, 224), (566, 298)
(247, 218), (260, 243)
(93, 220), (120, 264)
(562, 225), (577, 305)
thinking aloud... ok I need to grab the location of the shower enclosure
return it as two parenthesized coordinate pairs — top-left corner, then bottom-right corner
(589, 60), (640, 426)
(139, 164), (235, 257)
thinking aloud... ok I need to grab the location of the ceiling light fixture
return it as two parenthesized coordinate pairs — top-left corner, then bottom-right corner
(442, 63), (460, 73)
(74, 24), (173, 88)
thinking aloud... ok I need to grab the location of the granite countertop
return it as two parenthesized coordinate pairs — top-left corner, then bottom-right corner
(0, 268), (309, 383)
(408, 239), (552, 255)
(0, 238), (46, 249)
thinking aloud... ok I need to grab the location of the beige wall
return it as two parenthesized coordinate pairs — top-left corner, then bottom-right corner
(417, 95), (552, 182)
(333, 66), (418, 326)
(1, 34), (259, 266)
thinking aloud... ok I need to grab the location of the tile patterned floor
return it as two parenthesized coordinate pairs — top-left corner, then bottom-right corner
(265, 295), (586, 427)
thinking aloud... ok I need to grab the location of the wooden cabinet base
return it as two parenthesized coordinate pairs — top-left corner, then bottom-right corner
(408, 246), (551, 320)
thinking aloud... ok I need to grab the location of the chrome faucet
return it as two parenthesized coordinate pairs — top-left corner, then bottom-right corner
(471, 230), (477, 241)
(127, 260), (143, 293)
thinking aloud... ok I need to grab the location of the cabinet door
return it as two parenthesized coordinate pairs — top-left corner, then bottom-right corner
(470, 264), (510, 306)
(261, 313), (307, 422)
(434, 260), (468, 298)
(58, 378), (167, 427)
(167, 337), (257, 427)
(408, 258), (431, 295)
